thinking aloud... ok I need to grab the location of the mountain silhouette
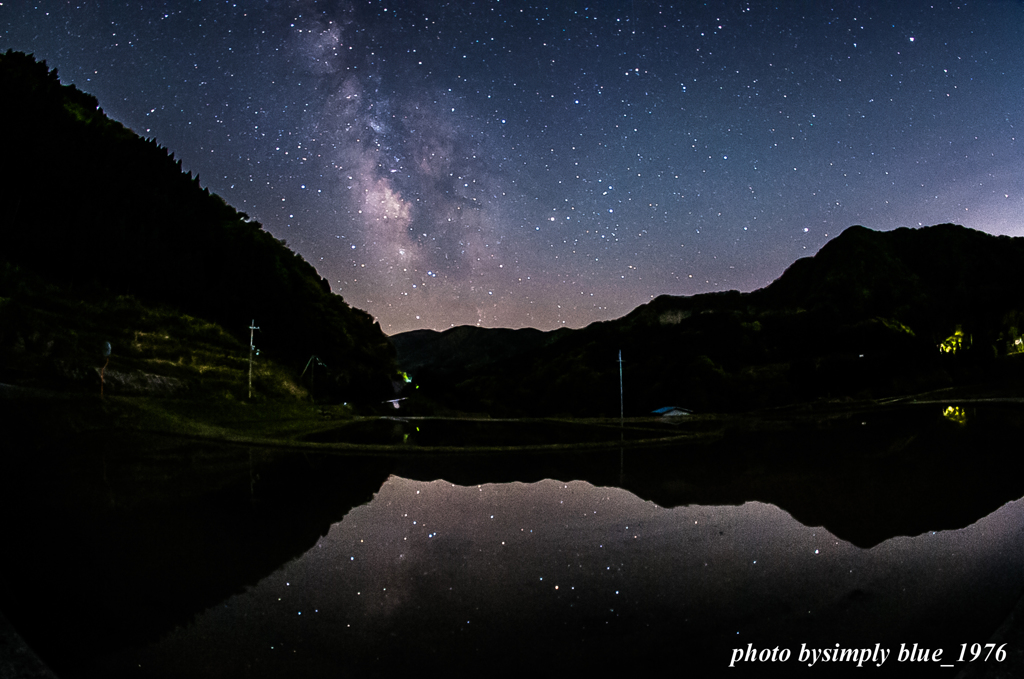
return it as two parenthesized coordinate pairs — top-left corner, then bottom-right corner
(395, 223), (1024, 415)
(0, 50), (397, 403)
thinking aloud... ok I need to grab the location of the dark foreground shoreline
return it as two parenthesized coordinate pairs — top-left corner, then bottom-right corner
(4, 389), (1024, 678)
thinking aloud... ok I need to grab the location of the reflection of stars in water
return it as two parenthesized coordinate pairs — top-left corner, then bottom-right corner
(109, 476), (1024, 675)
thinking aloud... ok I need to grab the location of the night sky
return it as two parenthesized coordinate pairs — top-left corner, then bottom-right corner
(3, 1), (1023, 334)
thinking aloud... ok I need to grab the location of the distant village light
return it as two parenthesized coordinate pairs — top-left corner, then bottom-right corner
(939, 326), (969, 354)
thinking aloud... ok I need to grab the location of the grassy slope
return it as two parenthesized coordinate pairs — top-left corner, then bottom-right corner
(0, 262), (311, 400)
(0, 50), (398, 404)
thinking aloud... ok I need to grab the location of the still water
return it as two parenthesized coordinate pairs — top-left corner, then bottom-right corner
(5, 402), (1024, 677)
(102, 474), (1024, 677)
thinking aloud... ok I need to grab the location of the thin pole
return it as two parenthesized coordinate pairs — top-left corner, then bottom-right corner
(618, 350), (624, 425)
(619, 349), (624, 485)
(302, 355), (327, 403)
(248, 319), (259, 399)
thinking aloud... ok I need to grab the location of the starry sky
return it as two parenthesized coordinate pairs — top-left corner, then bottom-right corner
(3, 1), (1023, 334)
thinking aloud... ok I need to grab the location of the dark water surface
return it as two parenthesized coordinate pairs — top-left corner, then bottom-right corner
(109, 478), (1024, 678)
(3, 402), (1024, 677)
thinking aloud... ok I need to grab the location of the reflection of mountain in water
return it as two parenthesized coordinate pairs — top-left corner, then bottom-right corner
(104, 476), (1024, 677)
(384, 402), (1024, 549)
(4, 402), (1024, 677)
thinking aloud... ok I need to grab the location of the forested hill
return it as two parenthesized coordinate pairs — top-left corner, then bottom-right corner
(394, 223), (1024, 416)
(0, 50), (397, 402)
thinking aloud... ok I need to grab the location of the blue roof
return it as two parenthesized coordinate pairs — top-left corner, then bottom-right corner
(652, 406), (692, 415)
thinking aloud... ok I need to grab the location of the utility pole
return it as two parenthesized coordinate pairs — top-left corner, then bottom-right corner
(100, 340), (111, 399)
(618, 349), (624, 426)
(618, 349), (625, 485)
(301, 355), (327, 402)
(248, 319), (259, 399)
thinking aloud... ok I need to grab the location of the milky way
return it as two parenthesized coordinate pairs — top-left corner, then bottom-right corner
(3, 1), (1023, 333)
